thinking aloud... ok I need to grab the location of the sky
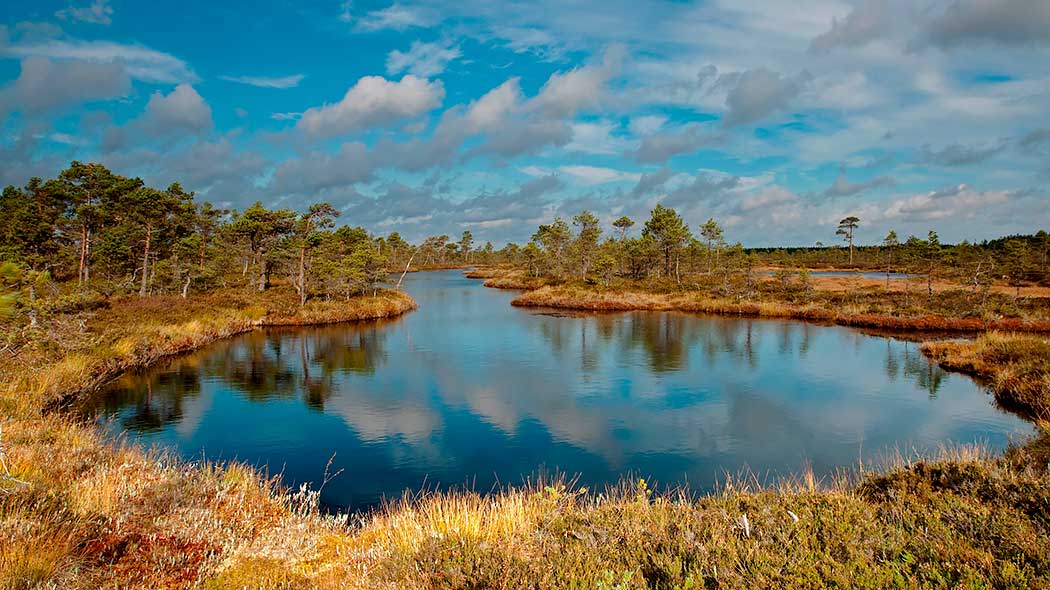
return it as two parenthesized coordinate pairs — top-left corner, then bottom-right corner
(1, 0), (1049, 247)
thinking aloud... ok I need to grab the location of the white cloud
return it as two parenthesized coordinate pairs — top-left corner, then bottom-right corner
(465, 78), (523, 131)
(566, 120), (634, 154)
(220, 74), (305, 89)
(719, 67), (813, 126)
(297, 75), (445, 138)
(560, 164), (641, 185)
(349, 3), (436, 31)
(628, 115), (668, 136)
(528, 45), (624, 117)
(917, 0), (1050, 48)
(2, 38), (197, 84)
(882, 184), (1011, 221)
(139, 84), (213, 136)
(0, 56), (130, 116)
(634, 123), (719, 163)
(386, 41), (461, 77)
(55, 0), (114, 25)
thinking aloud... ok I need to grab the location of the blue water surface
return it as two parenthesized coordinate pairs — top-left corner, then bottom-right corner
(87, 270), (1033, 509)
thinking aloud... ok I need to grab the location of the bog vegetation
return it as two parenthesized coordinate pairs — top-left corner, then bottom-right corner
(2, 162), (1050, 589)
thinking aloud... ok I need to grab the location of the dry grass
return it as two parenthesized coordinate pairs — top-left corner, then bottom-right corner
(0, 288), (416, 589)
(923, 332), (1050, 425)
(0, 288), (416, 417)
(204, 445), (1050, 589)
(4, 283), (1050, 588)
(512, 284), (1050, 333)
(463, 267), (550, 290)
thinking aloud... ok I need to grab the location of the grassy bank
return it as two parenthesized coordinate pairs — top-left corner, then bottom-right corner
(1, 288), (417, 417)
(464, 267), (549, 290)
(923, 332), (1050, 425)
(1, 288), (416, 589)
(511, 284), (1050, 332)
(4, 283), (1050, 588)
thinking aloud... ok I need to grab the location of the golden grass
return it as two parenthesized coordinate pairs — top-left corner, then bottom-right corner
(923, 332), (1050, 425)
(4, 283), (1050, 588)
(511, 284), (1050, 332)
(463, 267), (551, 290)
(0, 289), (416, 417)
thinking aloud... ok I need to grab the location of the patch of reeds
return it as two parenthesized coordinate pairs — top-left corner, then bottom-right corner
(5, 283), (1050, 588)
(512, 285), (1050, 332)
(923, 332), (1050, 424)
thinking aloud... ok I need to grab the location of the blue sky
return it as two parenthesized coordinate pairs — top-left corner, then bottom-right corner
(1, 0), (1049, 246)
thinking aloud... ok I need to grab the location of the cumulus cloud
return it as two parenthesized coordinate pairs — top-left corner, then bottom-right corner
(465, 78), (523, 131)
(103, 84), (212, 150)
(139, 84), (212, 136)
(297, 75), (445, 138)
(473, 118), (572, 158)
(822, 171), (896, 198)
(917, 0), (1050, 48)
(882, 184), (1012, 220)
(718, 68), (813, 126)
(270, 142), (375, 195)
(634, 123), (718, 163)
(810, 0), (896, 52)
(0, 56), (129, 116)
(1, 38), (197, 84)
(528, 45), (624, 117)
(565, 120), (633, 155)
(662, 172), (743, 211)
(629, 167), (675, 198)
(628, 115), (667, 137)
(918, 142), (1004, 166)
(559, 165), (640, 185)
(220, 74), (304, 89)
(386, 41), (461, 77)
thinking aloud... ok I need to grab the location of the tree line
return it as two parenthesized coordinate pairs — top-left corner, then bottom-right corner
(0, 162), (483, 324)
(3, 161), (1048, 327)
(496, 208), (1049, 297)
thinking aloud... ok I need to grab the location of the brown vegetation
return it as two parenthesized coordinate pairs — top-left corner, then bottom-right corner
(463, 267), (550, 290)
(923, 332), (1050, 425)
(1, 288), (416, 416)
(1, 288), (416, 589)
(511, 284), (1050, 333)
(4, 281), (1050, 588)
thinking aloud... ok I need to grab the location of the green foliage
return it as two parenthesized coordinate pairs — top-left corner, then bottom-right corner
(642, 204), (691, 280)
(572, 210), (602, 279)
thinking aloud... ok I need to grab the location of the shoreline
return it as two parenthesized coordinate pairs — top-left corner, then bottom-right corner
(508, 284), (1050, 333)
(8, 289), (417, 414)
(5, 276), (1050, 588)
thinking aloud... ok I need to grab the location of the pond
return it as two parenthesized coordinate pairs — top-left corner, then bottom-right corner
(84, 270), (1033, 510)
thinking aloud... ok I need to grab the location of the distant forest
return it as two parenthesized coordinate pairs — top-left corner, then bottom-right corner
(2, 161), (1047, 310)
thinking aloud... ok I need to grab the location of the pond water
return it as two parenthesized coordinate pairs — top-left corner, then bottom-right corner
(85, 270), (1033, 510)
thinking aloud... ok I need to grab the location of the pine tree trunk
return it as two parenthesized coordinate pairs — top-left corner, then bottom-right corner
(258, 249), (267, 292)
(78, 226), (88, 285)
(298, 245), (307, 306)
(139, 224), (151, 297)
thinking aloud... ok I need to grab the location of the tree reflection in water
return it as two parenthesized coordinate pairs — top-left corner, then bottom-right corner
(82, 271), (1029, 509)
(86, 320), (393, 432)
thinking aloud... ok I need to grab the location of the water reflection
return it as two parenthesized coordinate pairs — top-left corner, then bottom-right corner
(84, 270), (1033, 509)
